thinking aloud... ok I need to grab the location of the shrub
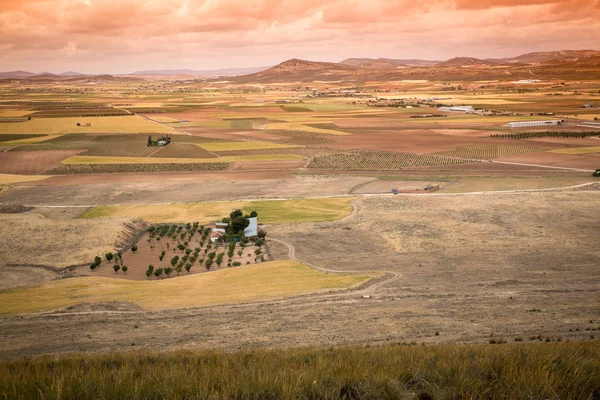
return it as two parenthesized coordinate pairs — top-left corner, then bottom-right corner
(145, 269), (152, 279)
(131, 244), (138, 253)
(105, 252), (113, 263)
(185, 263), (192, 274)
(122, 266), (128, 274)
(94, 256), (102, 265)
(113, 264), (120, 274)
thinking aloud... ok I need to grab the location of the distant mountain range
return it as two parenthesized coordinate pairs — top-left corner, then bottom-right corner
(130, 66), (270, 76)
(2, 49), (599, 82)
(230, 50), (600, 83)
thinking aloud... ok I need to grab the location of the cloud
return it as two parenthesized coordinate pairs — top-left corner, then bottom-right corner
(0, 0), (598, 73)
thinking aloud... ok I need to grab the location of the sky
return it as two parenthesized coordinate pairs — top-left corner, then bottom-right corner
(1, 0), (599, 74)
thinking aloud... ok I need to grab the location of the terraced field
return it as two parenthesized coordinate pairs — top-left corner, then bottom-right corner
(434, 144), (550, 160)
(308, 151), (474, 170)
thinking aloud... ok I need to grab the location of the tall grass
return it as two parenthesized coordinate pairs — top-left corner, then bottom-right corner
(1, 342), (598, 399)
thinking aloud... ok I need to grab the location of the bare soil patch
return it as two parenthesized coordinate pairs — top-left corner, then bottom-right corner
(230, 160), (306, 171)
(351, 180), (449, 194)
(495, 152), (600, 170)
(0, 150), (82, 174)
(17, 170), (296, 186)
(182, 128), (287, 141)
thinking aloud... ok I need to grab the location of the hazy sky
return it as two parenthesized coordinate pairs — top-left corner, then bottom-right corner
(1, 0), (599, 74)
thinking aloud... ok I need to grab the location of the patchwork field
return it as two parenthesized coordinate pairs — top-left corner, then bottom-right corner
(1, 78), (599, 364)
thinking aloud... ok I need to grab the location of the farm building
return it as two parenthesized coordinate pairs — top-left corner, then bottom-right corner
(506, 120), (563, 128)
(439, 106), (476, 114)
(244, 217), (258, 237)
(210, 228), (225, 242)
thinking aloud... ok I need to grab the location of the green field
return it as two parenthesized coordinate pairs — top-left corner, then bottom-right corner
(0, 116), (176, 135)
(62, 154), (304, 164)
(198, 141), (300, 151)
(1, 342), (597, 399)
(79, 197), (355, 223)
(0, 260), (368, 315)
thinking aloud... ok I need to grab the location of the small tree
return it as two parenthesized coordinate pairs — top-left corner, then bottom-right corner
(185, 263), (192, 274)
(122, 266), (128, 274)
(90, 263), (97, 271)
(154, 269), (161, 279)
(205, 259), (213, 271)
(131, 244), (138, 253)
(94, 256), (102, 266)
(145, 269), (152, 279)
(147, 135), (153, 146)
(105, 252), (114, 263)
(175, 266), (182, 276)
(170, 256), (179, 268)
(159, 250), (166, 261)
(113, 264), (120, 274)
(216, 253), (224, 267)
(165, 267), (173, 277)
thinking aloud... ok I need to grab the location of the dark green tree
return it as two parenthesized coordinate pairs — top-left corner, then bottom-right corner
(122, 266), (128, 274)
(113, 264), (120, 274)
(105, 252), (113, 263)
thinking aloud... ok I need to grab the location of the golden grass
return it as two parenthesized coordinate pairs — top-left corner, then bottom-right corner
(62, 154), (304, 164)
(1, 343), (598, 399)
(0, 260), (369, 315)
(551, 146), (600, 154)
(0, 134), (64, 145)
(198, 141), (300, 151)
(0, 116), (175, 135)
(79, 197), (355, 224)
(0, 213), (134, 269)
(0, 174), (51, 185)
(146, 116), (181, 123)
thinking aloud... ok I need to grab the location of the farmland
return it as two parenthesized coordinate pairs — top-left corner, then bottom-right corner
(79, 197), (354, 223)
(0, 115), (176, 135)
(308, 150), (474, 170)
(434, 144), (551, 160)
(0, 260), (368, 315)
(0, 76), (599, 366)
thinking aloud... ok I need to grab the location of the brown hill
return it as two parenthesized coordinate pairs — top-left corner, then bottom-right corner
(229, 59), (356, 83)
(340, 58), (439, 68)
(436, 57), (501, 67)
(489, 50), (600, 64)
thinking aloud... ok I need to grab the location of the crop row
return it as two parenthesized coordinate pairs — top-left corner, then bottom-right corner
(43, 162), (230, 175)
(434, 144), (549, 160)
(213, 147), (338, 158)
(490, 131), (600, 139)
(151, 143), (217, 158)
(307, 151), (473, 170)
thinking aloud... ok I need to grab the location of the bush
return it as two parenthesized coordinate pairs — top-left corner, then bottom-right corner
(131, 244), (138, 253)
(113, 264), (120, 274)
(105, 252), (113, 263)
(122, 266), (128, 274)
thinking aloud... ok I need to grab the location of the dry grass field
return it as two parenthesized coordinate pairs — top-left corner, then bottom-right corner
(0, 213), (135, 268)
(0, 174), (50, 185)
(0, 116), (176, 135)
(0, 260), (368, 315)
(79, 197), (354, 223)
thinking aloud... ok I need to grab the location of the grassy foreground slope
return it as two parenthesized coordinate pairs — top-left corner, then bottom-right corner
(79, 197), (355, 223)
(0, 261), (368, 315)
(1, 343), (598, 399)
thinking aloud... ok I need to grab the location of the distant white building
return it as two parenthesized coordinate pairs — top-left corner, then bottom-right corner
(244, 217), (258, 237)
(505, 120), (562, 128)
(439, 106), (476, 114)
